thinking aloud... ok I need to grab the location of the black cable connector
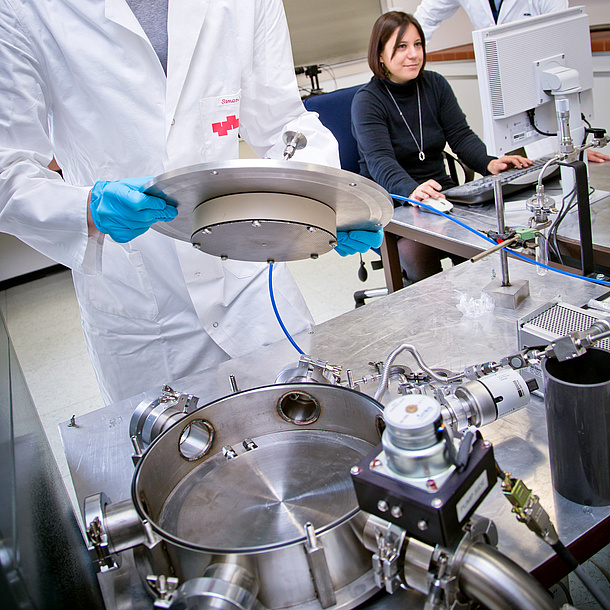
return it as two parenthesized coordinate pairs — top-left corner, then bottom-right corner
(498, 466), (610, 610)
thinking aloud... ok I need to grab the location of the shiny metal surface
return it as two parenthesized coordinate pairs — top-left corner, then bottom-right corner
(387, 184), (610, 261)
(103, 500), (146, 554)
(146, 159), (394, 247)
(158, 430), (370, 550)
(127, 384), (384, 610)
(133, 384), (383, 552)
(190, 192), (337, 262)
(60, 257), (610, 609)
(457, 542), (557, 610)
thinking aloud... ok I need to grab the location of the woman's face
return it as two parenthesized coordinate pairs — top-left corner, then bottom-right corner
(380, 23), (424, 84)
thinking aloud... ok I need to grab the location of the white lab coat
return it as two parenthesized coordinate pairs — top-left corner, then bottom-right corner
(0, 0), (340, 404)
(414, 0), (569, 41)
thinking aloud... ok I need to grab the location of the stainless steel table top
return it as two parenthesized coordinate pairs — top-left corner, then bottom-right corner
(60, 257), (610, 609)
(388, 182), (610, 259)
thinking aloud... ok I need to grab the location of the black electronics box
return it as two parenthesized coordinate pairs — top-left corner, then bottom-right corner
(351, 436), (496, 547)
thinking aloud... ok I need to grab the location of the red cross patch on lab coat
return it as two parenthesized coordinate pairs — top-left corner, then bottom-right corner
(212, 115), (239, 137)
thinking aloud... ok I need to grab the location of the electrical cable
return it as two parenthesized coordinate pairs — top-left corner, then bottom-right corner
(547, 183), (595, 266)
(319, 64), (338, 91)
(497, 465), (610, 610)
(527, 108), (557, 137)
(549, 541), (610, 610)
(546, 186), (577, 264)
(268, 263), (305, 355)
(390, 193), (610, 287)
(580, 118), (589, 162)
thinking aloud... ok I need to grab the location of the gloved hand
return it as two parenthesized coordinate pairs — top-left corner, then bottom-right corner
(334, 229), (384, 257)
(89, 176), (177, 243)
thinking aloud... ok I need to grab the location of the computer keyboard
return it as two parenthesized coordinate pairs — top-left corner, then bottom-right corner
(442, 155), (559, 205)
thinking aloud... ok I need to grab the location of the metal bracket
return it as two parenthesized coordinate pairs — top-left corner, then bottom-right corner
(303, 523), (337, 608)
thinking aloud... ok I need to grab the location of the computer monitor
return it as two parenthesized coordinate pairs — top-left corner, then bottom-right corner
(472, 6), (594, 157)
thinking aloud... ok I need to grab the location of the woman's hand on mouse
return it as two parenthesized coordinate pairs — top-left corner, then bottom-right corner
(409, 179), (446, 202)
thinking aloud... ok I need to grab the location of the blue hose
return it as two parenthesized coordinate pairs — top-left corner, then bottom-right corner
(268, 263), (305, 354)
(391, 193), (610, 287)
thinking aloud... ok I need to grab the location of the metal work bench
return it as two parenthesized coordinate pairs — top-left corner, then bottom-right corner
(61, 256), (610, 609)
(381, 175), (610, 292)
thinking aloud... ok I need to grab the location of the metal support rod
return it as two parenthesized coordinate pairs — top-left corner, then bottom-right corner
(557, 160), (594, 276)
(493, 177), (510, 286)
(229, 375), (239, 393)
(470, 235), (520, 263)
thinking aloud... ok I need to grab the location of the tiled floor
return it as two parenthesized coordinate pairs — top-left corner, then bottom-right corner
(1, 163), (609, 606)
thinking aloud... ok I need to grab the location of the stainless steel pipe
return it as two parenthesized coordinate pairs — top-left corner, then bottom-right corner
(457, 542), (557, 610)
(103, 499), (147, 554)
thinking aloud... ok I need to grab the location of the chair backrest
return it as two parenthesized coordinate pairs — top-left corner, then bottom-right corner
(303, 85), (362, 174)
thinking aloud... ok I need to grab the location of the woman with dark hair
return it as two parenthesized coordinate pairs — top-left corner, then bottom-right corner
(352, 11), (530, 282)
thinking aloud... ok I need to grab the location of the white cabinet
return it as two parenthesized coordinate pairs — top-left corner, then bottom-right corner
(0, 233), (59, 284)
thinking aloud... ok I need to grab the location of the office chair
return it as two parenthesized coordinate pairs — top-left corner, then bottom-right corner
(304, 86), (387, 306)
(444, 151), (475, 185)
(303, 85), (363, 174)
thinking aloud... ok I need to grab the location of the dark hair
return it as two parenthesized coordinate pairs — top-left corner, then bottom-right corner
(368, 11), (427, 80)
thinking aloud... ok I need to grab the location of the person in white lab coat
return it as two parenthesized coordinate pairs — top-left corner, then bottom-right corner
(412, 0), (610, 163)
(0, 0), (380, 405)
(413, 0), (568, 41)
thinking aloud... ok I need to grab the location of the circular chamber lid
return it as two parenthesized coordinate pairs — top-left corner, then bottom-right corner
(145, 159), (394, 262)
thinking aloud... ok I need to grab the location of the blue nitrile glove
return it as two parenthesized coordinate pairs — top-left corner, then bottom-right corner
(334, 229), (384, 257)
(89, 176), (177, 243)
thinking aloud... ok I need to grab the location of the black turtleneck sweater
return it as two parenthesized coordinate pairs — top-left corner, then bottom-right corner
(351, 72), (495, 200)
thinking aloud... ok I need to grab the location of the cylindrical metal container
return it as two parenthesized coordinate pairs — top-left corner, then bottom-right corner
(381, 395), (448, 478)
(542, 348), (610, 506)
(131, 384), (386, 609)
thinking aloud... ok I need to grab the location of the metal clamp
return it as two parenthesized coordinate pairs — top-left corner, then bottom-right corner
(275, 355), (342, 385)
(84, 493), (120, 573)
(371, 521), (407, 595)
(84, 493), (148, 573)
(130, 385), (199, 457)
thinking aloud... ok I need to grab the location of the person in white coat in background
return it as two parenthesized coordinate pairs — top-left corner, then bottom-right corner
(0, 0), (382, 405)
(413, 0), (568, 41)
(412, 0), (610, 163)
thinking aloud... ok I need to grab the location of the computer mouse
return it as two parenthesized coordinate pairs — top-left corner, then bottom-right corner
(417, 198), (454, 214)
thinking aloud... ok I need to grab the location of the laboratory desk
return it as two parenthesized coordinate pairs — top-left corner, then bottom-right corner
(381, 177), (610, 293)
(60, 257), (610, 609)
